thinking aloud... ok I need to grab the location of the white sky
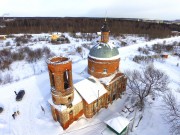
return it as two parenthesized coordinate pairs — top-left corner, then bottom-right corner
(0, 0), (180, 20)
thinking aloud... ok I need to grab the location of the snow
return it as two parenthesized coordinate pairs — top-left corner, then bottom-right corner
(88, 54), (120, 61)
(0, 33), (180, 135)
(99, 73), (116, 85)
(104, 116), (129, 134)
(74, 76), (107, 104)
(95, 42), (117, 50)
(46, 56), (71, 65)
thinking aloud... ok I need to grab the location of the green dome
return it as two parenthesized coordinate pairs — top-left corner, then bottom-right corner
(89, 43), (119, 60)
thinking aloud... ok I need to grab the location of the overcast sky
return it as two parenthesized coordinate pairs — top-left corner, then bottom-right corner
(0, 0), (180, 20)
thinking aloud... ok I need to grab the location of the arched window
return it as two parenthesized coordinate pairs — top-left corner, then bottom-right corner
(68, 97), (71, 102)
(92, 67), (94, 72)
(69, 110), (73, 115)
(103, 68), (107, 74)
(50, 71), (55, 87)
(63, 70), (70, 89)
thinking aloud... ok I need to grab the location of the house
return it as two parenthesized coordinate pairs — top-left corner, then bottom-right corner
(51, 34), (60, 41)
(104, 116), (130, 135)
(47, 20), (127, 129)
(0, 35), (6, 40)
(161, 54), (169, 58)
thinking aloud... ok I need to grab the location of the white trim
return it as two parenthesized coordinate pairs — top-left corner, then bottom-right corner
(88, 54), (120, 61)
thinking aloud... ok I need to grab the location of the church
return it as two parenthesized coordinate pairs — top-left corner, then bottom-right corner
(47, 20), (127, 129)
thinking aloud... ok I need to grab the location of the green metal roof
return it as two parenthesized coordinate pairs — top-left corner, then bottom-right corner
(89, 43), (119, 59)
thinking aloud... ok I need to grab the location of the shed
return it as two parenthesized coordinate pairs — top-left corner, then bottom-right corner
(51, 34), (60, 41)
(161, 54), (168, 58)
(0, 35), (6, 40)
(104, 116), (129, 135)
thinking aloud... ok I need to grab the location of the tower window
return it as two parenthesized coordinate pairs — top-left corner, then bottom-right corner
(63, 70), (70, 89)
(68, 97), (71, 102)
(68, 103), (72, 108)
(51, 72), (55, 87)
(103, 68), (107, 74)
(92, 67), (94, 72)
(69, 110), (73, 115)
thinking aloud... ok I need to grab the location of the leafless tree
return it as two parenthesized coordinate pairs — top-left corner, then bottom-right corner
(125, 66), (169, 109)
(162, 91), (180, 135)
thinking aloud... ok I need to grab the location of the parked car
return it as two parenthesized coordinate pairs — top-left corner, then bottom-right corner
(16, 90), (25, 101)
(0, 107), (3, 113)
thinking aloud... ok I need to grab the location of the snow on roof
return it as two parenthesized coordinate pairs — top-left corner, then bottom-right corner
(74, 76), (107, 104)
(99, 72), (125, 85)
(104, 116), (130, 134)
(88, 54), (120, 61)
(88, 41), (120, 60)
(99, 73), (116, 85)
(48, 90), (82, 112)
(46, 56), (71, 65)
(97, 42), (117, 50)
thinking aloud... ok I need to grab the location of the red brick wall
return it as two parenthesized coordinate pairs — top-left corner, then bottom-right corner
(88, 57), (120, 78)
(83, 94), (108, 118)
(101, 32), (109, 43)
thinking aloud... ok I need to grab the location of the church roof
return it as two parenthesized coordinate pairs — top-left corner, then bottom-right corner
(74, 76), (107, 104)
(88, 42), (120, 60)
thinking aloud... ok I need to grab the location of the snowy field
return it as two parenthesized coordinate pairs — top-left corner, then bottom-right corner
(0, 33), (180, 135)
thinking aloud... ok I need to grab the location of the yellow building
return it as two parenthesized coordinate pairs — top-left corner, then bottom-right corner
(0, 35), (6, 40)
(51, 34), (60, 41)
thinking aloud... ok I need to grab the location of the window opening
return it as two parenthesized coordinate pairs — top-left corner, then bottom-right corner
(51, 71), (55, 87)
(103, 68), (107, 74)
(64, 70), (70, 89)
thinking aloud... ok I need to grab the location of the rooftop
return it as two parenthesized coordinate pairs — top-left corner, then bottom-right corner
(88, 42), (120, 60)
(104, 116), (130, 134)
(74, 76), (107, 104)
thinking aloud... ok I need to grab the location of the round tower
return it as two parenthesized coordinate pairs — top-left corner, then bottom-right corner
(47, 56), (74, 106)
(88, 20), (120, 78)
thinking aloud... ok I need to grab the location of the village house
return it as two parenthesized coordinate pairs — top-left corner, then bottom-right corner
(0, 35), (6, 40)
(47, 20), (127, 129)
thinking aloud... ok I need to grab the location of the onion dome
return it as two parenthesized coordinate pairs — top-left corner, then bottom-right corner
(89, 42), (119, 60)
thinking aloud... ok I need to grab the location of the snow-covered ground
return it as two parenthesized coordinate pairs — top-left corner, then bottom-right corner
(0, 34), (180, 135)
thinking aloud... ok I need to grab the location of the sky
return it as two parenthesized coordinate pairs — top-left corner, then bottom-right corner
(0, 0), (180, 20)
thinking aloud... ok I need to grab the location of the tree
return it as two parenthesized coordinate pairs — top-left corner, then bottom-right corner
(162, 91), (180, 135)
(125, 66), (169, 109)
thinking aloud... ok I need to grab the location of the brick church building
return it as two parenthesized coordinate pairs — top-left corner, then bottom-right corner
(47, 20), (127, 129)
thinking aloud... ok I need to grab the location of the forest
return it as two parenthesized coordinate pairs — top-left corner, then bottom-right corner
(0, 17), (180, 38)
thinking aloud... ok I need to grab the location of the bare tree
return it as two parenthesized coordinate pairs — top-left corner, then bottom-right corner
(125, 66), (169, 109)
(162, 91), (180, 135)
